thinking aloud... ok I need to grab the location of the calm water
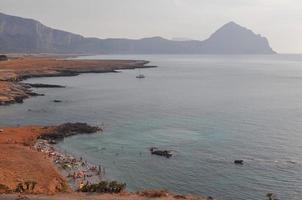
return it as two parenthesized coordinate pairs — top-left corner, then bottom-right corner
(1, 55), (302, 199)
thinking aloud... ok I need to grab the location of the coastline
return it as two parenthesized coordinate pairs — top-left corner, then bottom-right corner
(34, 139), (104, 190)
(0, 56), (146, 193)
(0, 56), (209, 200)
(0, 56), (155, 105)
(0, 123), (207, 200)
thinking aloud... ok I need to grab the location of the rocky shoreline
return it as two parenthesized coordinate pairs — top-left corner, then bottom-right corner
(0, 122), (103, 194)
(0, 123), (208, 200)
(34, 138), (105, 191)
(0, 57), (155, 105)
(23, 83), (66, 88)
(39, 122), (102, 140)
(0, 56), (209, 200)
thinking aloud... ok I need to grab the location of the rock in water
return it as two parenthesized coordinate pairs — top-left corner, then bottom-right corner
(27, 83), (65, 88)
(234, 160), (244, 165)
(40, 122), (102, 140)
(0, 55), (8, 61)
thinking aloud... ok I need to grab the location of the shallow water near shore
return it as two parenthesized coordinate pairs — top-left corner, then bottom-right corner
(1, 54), (302, 199)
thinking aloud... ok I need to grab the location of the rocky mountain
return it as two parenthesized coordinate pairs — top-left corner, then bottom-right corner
(0, 12), (276, 54)
(200, 22), (275, 54)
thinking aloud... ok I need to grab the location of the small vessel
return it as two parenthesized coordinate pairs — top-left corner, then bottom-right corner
(234, 160), (244, 165)
(136, 69), (145, 79)
(150, 147), (173, 158)
(136, 74), (145, 79)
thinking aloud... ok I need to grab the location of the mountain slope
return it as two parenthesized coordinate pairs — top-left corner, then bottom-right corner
(0, 12), (86, 53)
(0, 12), (276, 54)
(201, 22), (275, 54)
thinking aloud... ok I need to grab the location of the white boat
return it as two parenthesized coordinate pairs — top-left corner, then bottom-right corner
(136, 69), (145, 78)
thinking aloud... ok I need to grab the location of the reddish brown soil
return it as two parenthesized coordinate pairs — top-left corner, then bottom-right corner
(0, 126), (69, 194)
(0, 145), (68, 194)
(1, 191), (207, 200)
(0, 126), (52, 145)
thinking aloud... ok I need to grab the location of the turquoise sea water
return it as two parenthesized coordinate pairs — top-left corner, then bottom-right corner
(1, 55), (302, 199)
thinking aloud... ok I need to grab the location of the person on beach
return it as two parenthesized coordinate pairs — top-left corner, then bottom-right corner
(97, 165), (101, 175)
(79, 181), (84, 190)
(73, 172), (76, 180)
(90, 165), (97, 171)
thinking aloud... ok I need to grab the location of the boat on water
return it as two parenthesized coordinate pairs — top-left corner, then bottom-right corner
(136, 74), (145, 79)
(150, 147), (173, 158)
(136, 69), (145, 78)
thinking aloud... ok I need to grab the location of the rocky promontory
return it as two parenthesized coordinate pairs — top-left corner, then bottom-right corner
(0, 57), (154, 105)
(40, 122), (102, 140)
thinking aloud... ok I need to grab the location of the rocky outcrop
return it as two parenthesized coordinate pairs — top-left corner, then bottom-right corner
(40, 123), (102, 140)
(0, 55), (8, 61)
(0, 58), (153, 106)
(23, 83), (65, 88)
(0, 82), (42, 105)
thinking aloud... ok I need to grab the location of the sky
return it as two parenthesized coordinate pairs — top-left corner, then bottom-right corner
(0, 0), (301, 53)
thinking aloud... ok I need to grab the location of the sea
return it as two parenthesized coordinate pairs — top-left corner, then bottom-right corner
(1, 54), (302, 200)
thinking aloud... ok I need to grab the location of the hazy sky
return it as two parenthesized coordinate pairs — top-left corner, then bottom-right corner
(0, 0), (301, 53)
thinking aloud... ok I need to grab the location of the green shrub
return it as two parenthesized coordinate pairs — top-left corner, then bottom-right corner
(15, 181), (37, 193)
(79, 180), (126, 193)
(15, 183), (25, 193)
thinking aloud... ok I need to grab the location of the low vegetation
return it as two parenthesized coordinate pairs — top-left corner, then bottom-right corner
(0, 181), (37, 194)
(78, 181), (126, 193)
(15, 181), (37, 193)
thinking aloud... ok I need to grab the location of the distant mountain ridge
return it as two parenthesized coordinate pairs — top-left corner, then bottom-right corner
(0, 12), (276, 54)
